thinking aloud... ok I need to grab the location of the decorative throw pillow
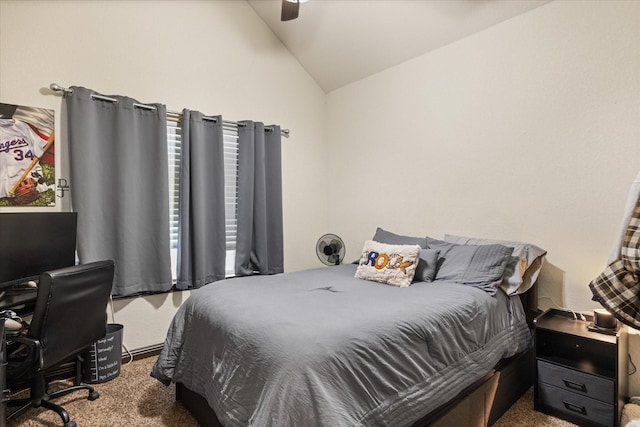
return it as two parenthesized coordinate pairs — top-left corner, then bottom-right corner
(426, 238), (514, 296)
(370, 227), (436, 282)
(443, 234), (547, 295)
(355, 240), (421, 287)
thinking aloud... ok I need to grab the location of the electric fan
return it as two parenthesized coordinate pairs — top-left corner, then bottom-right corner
(316, 234), (345, 266)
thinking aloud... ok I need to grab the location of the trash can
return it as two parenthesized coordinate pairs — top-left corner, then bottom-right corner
(82, 323), (123, 384)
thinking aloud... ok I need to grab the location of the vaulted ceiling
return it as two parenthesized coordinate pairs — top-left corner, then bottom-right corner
(248, 0), (552, 93)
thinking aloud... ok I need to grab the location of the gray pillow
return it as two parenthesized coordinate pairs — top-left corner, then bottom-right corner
(426, 237), (514, 295)
(443, 234), (547, 295)
(415, 248), (440, 282)
(372, 227), (427, 248)
(371, 228), (434, 282)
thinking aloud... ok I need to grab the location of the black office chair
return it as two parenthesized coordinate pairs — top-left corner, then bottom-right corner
(5, 260), (115, 427)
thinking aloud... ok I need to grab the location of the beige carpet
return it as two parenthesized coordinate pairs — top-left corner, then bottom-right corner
(8, 356), (576, 426)
(8, 356), (198, 427)
(493, 389), (577, 427)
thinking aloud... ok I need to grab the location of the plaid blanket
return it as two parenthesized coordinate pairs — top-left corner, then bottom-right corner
(590, 195), (640, 328)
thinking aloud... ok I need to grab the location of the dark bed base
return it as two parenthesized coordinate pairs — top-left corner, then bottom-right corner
(422, 348), (534, 426)
(176, 347), (533, 427)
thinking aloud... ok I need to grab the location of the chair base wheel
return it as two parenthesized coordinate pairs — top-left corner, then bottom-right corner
(64, 421), (77, 427)
(88, 390), (99, 401)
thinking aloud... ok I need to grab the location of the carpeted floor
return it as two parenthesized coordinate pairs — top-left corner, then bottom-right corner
(8, 356), (576, 426)
(8, 356), (198, 427)
(492, 389), (577, 427)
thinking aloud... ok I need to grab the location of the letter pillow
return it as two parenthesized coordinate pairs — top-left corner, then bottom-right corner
(355, 240), (421, 287)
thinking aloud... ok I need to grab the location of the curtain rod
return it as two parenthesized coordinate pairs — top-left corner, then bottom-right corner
(49, 83), (290, 137)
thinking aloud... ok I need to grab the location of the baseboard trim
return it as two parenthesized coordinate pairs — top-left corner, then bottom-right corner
(122, 343), (163, 362)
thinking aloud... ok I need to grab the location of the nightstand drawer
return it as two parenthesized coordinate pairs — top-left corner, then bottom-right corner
(537, 360), (613, 403)
(538, 383), (613, 427)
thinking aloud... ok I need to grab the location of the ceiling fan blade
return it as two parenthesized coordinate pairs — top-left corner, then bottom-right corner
(281, 0), (299, 21)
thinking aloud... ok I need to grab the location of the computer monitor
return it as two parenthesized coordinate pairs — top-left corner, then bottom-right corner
(0, 212), (77, 287)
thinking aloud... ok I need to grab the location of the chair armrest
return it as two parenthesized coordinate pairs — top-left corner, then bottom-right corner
(6, 334), (43, 380)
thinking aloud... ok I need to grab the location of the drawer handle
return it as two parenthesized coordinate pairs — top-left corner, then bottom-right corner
(562, 400), (587, 415)
(562, 379), (587, 392)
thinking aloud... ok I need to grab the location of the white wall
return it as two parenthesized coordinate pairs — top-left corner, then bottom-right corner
(0, 0), (328, 349)
(327, 0), (640, 311)
(326, 0), (640, 391)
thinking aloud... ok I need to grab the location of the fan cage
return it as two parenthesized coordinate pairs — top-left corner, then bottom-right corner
(316, 234), (345, 266)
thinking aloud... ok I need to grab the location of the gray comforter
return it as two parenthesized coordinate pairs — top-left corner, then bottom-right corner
(151, 264), (532, 427)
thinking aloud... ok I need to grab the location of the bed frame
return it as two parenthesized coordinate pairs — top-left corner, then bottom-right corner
(175, 285), (539, 427)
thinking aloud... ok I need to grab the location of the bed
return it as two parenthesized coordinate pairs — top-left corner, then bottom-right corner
(151, 231), (546, 427)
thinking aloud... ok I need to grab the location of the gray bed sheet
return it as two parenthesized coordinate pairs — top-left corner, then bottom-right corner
(151, 264), (532, 427)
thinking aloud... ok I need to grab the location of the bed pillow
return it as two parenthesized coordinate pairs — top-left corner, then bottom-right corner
(426, 238), (514, 296)
(444, 234), (547, 295)
(415, 248), (440, 282)
(355, 240), (421, 287)
(372, 227), (427, 248)
(371, 228), (436, 281)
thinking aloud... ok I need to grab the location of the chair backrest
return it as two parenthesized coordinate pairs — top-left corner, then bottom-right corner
(28, 260), (115, 371)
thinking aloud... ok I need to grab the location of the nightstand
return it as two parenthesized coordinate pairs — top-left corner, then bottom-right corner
(534, 309), (628, 427)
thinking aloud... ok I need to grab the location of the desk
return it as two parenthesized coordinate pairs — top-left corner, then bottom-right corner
(0, 319), (6, 427)
(0, 289), (37, 316)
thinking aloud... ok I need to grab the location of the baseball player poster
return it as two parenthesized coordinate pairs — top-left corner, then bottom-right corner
(0, 102), (56, 207)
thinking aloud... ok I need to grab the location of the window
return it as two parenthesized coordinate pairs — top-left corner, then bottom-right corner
(167, 116), (181, 274)
(167, 115), (239, 280)
(222, 123), (240, 275)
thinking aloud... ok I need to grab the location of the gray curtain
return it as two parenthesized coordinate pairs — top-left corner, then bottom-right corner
(65, 86), (172, 295)
(176, 110), (226, 289)
(235, 121), (284, 275)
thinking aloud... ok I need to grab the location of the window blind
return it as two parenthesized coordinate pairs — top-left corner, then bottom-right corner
(223, 124), (239, 252)
(167, 117), (181, 250)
